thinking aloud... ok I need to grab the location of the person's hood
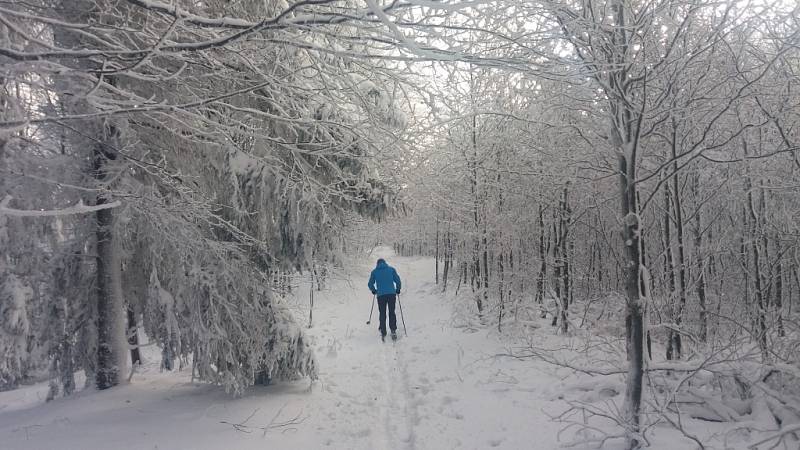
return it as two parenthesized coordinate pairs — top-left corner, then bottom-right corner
(376, 259), (388, 268)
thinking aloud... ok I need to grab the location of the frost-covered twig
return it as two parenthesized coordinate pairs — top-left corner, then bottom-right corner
(496, 348), (625, 376)
(658, 411), (706, 450)
(747, 423), (800, 449)
(552, 401), (636, 448)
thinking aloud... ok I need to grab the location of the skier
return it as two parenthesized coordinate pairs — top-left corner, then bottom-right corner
(368, 258), (402, 341)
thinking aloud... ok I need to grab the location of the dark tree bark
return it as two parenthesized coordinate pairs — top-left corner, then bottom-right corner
(536, 203), (547, 305)
(552, 215), (561, 328)
(92, 121), (128, 389)
(774, 242), (785, 337)
(691, 172), (708, 342)
(435, 214), (440, 284)
(664, 182), (678, 360)
(668, 119), (687, 359)
(620, 152), (644, 449)
(561, 186), (571, 334)
(498, 251), (505, 332)
(127, 308), (141, 366)
(743, 142), (769, 362)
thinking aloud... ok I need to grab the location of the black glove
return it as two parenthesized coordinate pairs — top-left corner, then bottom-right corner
(396, 289), (401, 295)
(371, 289), (376, 295)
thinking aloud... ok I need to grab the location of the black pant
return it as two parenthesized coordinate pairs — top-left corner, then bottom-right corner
(377, 294), (397, 335)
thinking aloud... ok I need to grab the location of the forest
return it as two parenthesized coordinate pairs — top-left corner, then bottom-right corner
(2, 0), (800, 448)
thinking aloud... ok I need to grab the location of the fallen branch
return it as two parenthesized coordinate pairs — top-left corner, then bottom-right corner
(219, 404), (306, 435)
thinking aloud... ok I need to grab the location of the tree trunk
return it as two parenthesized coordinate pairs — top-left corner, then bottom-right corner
(442, 225), (451, 292)
(774, 239), (785, 337)
(669, 120), (687, 359)
(743, 145), (769, 362)
(663, 182), (678, 360)
(609, 1), (645, 435)
(92, 116), (128, 389)
(552, 215), (561, 328)
(95, 193), (128, 389)
(791, 263), (799, 321)
(482, 228), (489, 319)
(620, 152), (644, 449)
(558, 185), (570, 334)
(536, 203), (547, 305)
(308, 272), (315, 328)
(468, 73), (484, 318)
(498, 250), (504, 332)
(691, 172), (708, 342)
(435, 215), (440, 284)
(127, 308), (141, 366)
(597, 236), (604, 291)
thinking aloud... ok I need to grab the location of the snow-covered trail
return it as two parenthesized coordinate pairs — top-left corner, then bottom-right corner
(0, 247), (714, 450)
(352, 250), (561, 450)
(296, 246), (569, 449)
(0, 249), (567, 449)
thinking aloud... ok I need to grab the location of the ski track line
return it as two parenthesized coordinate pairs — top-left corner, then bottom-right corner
(376, 334), (418, 450)
(357, 331), (392, 450)
(393, 339), (418, 450)
(378, 339), (396, 449)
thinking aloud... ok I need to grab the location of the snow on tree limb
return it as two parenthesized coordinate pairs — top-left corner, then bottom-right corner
(0, 196), (122, 217)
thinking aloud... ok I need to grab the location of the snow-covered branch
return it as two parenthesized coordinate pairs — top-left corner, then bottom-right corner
(0, 196), (121, 217)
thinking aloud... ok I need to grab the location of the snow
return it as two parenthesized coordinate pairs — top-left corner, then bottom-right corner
(228, 150), (260, 176)
(0, 248), (728, 449)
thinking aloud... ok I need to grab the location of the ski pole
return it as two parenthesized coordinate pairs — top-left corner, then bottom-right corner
(366, 294), (375, 325)
(397, 294), (408, 337)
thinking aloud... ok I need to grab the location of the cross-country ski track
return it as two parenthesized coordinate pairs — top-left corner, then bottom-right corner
(0, 248), (710, 449)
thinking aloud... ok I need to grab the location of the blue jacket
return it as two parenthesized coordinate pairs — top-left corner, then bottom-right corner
(368, 259), (401, 296)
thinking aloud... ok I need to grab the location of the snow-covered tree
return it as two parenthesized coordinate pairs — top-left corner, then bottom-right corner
(1, 0), (411, 393)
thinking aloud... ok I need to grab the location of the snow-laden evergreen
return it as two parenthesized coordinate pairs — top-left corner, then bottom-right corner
(1, 0), (406, 393)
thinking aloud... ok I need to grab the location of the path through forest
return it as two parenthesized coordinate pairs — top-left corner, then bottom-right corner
(0, 248), (698, 449)
(295, 246), (563, 449)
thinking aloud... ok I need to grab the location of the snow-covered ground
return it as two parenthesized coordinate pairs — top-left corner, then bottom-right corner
(0, 248), (716, 449)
